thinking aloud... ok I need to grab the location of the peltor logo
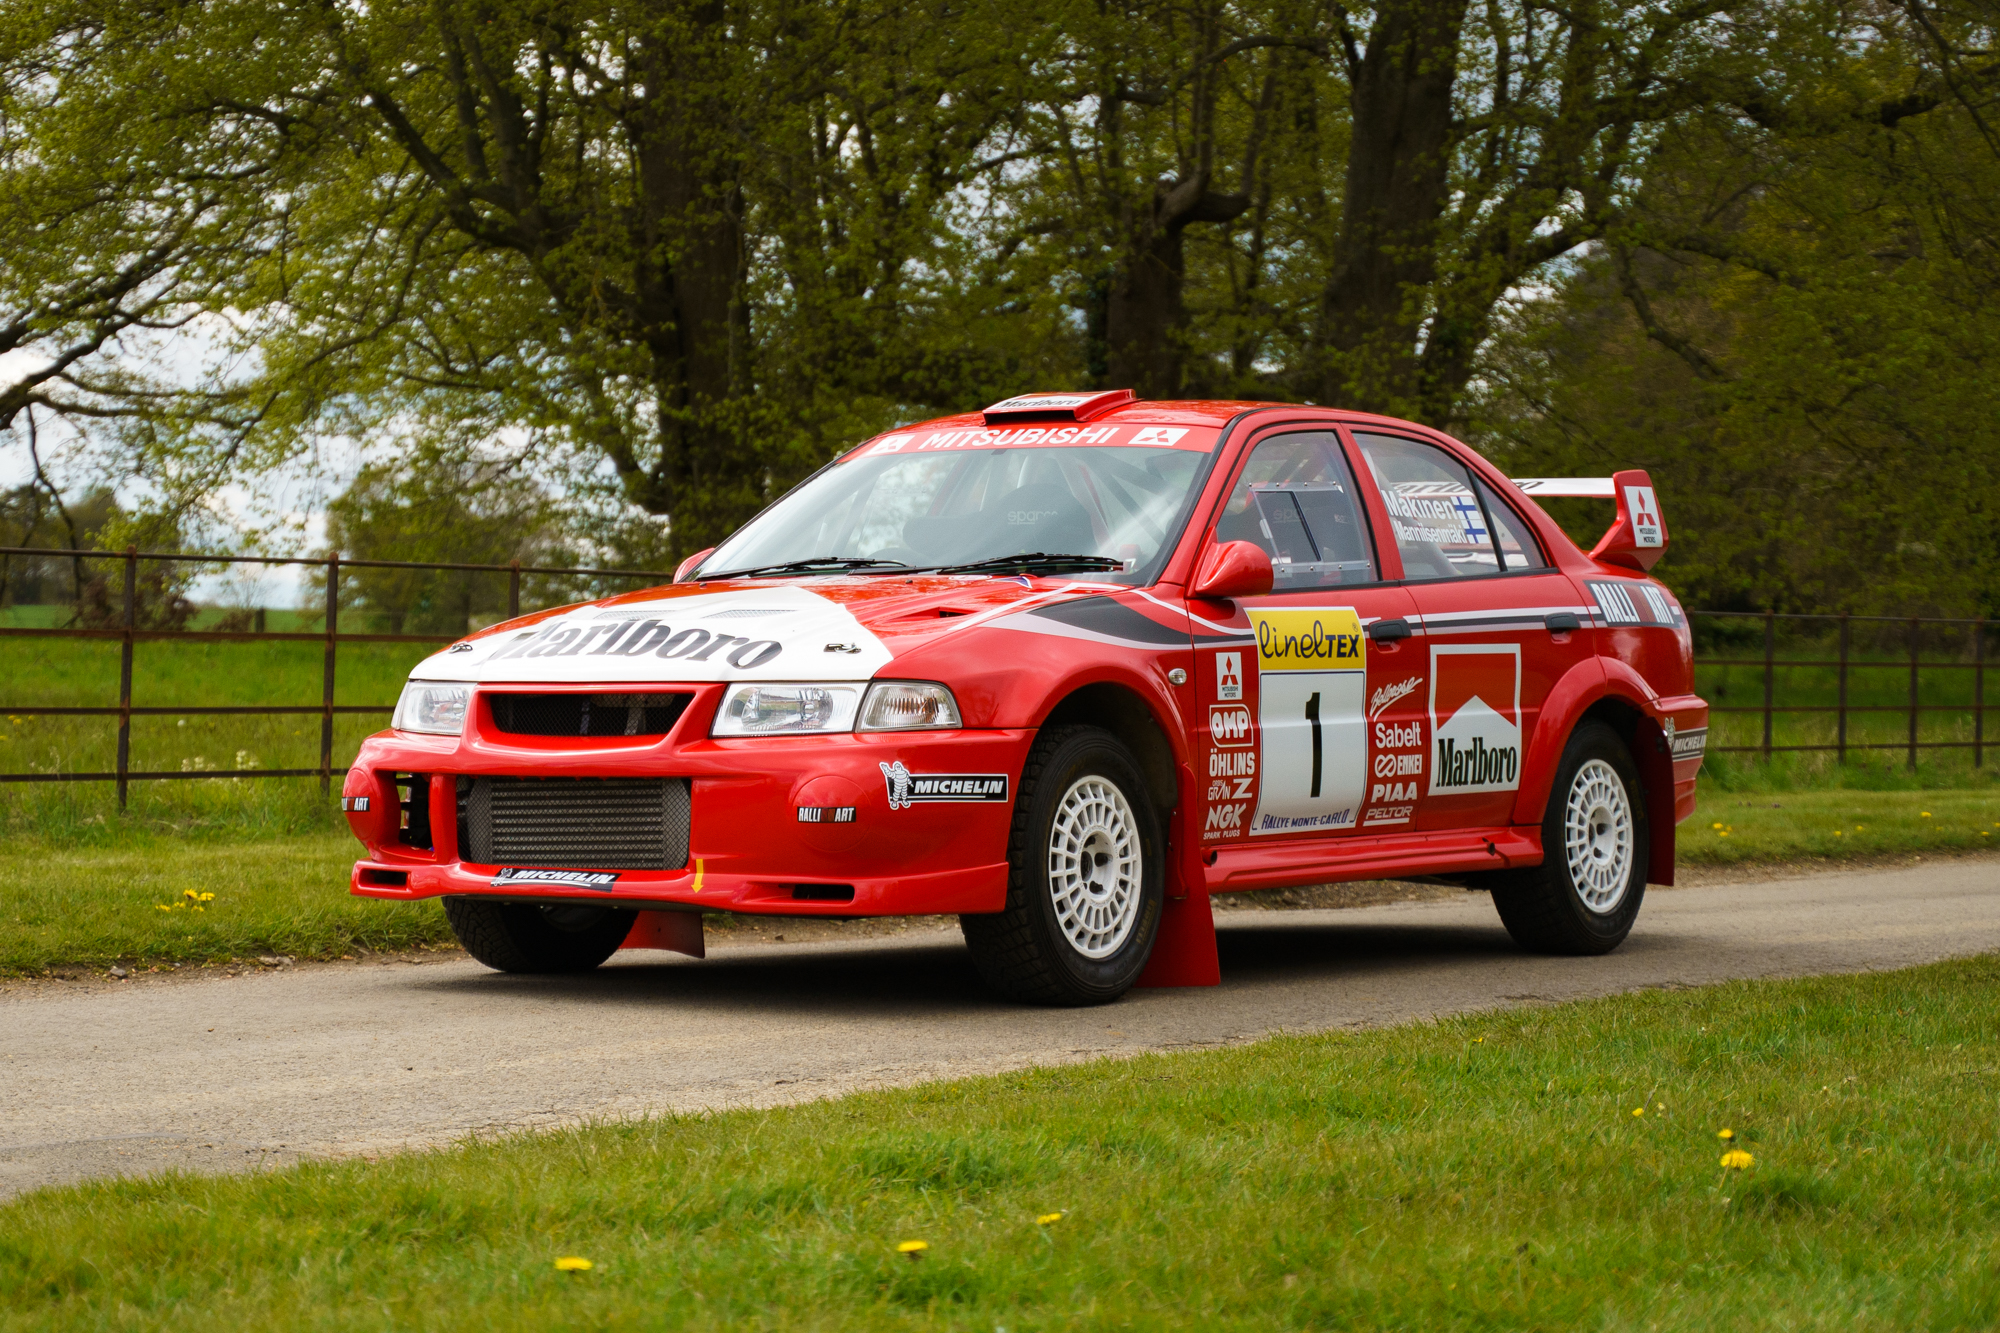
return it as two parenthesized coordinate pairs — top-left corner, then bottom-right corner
(1428, 645), (1522, 795)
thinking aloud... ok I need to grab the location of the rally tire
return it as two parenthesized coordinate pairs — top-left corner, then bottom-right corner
(443, 897), (634, 973)
(1489, 721), (1648, 956)
(960, 725), (1164, 1006)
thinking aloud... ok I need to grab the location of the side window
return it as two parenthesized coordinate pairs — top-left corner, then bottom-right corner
(1473, 476), (1550, 571)
(1355, 434), (1502, 580)
(1213, 431), (1377, 589)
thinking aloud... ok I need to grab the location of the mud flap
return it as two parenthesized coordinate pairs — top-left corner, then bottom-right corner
(1134, 889), (1220, 988)
(620, 909), (706, 959)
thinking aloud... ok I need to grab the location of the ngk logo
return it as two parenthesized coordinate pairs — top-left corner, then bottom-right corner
(1209, 704), (1253, 747)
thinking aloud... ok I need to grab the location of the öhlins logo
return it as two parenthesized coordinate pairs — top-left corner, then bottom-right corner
(1250, 608), (1365, 673)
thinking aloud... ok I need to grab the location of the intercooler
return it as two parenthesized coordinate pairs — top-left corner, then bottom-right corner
(456, 776), (691, 871)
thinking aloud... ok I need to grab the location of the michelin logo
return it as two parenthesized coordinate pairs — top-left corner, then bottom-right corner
(491, 868), (619, 889)
(880, 761), (1009, 810)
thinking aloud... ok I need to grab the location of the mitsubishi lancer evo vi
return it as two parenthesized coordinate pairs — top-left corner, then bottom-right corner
(343, 390), (1708, 1005)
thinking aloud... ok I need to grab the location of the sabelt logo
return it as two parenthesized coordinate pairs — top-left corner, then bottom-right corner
(1428, 645), (1523, 796)
(1209, 704), (1253, 747)
(1251, 608), (1365, 673)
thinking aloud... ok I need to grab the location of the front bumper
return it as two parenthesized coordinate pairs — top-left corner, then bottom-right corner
(345, 682), (1026, 917)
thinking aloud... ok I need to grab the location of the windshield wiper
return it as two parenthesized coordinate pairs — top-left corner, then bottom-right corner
(704, 556), (908, 580)
(932, 552), (1128, 575)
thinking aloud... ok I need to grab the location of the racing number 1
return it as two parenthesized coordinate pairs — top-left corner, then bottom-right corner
(1305, 692), (1322, 798)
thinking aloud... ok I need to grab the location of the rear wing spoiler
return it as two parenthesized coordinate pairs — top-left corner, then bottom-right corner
(1509, 469), (1666, 572)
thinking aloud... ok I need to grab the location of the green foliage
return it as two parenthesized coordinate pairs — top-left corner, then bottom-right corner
(5, 958), (2000, 1327)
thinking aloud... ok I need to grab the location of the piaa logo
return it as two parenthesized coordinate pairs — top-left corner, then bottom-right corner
(1209, 704), (1253, 747)
(1428, 646), (1522, 795)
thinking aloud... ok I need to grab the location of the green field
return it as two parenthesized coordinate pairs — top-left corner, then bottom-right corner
(4, 955), (1996, 1330)
(4, 788), (1992, 976)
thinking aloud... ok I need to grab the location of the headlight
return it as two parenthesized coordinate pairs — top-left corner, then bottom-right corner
(392, 681), (472, 735)
(858, 681), (960, 731)
(712, 683), (863, 736)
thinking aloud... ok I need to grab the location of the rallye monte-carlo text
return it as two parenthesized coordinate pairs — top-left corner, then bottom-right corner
(344, 390), (1708, 1005)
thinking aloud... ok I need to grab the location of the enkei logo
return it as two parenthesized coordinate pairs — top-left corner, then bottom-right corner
(1209, 704), (1253, 747)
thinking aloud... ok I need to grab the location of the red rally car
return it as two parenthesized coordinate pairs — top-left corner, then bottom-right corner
(344, 390), (1708, 1005)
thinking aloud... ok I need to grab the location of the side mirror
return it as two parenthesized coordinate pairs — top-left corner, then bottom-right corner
(674, 547), (717, 582)
(1587, 469), (1667, 572)
(1189, 540), (1274, 600)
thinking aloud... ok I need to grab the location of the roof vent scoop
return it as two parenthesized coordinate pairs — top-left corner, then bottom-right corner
(981, 389), (1136, 425)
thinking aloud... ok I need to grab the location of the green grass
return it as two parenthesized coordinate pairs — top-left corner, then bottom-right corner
(1681, 787), (2000, 865)
(0, 832), (449, 975)
(4, 956), (1997, 1330)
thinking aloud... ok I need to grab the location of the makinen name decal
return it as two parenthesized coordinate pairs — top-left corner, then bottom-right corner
(880, 761), (1009, 809)
(486, 617), (783, 670)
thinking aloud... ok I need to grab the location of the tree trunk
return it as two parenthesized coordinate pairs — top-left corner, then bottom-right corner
(1103, 179), (1248, 400)
(1315, 0), (1470, 418)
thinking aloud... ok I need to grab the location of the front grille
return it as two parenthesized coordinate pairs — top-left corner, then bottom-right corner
(486, 692), (693, 738)
(457, 776), (690, 870)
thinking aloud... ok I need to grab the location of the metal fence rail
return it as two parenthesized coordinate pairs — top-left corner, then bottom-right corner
(1688, 610), (1990, 768)
(2, 551), (1991, 805)
(0, 546), (675, 806)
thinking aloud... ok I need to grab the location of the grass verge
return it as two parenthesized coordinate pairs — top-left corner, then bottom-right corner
(4, 787), (1995, 976)
(0, 833), (449, 975)
(4, 956), (1997, 1330)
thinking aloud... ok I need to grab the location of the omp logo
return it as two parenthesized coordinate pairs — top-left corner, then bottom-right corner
(1368, 674), (1421, 719)
(1429, 645), (1522, 795)
(1209, 704), (1253, 747)
(1007, 509), (1061, 525)
(1249, 608), (1365, 672)
(1131, 426), (1189, 446)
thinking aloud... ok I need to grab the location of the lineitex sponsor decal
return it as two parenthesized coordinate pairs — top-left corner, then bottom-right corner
(491, 868), (620, 889)
(880, 761), (1009, 810)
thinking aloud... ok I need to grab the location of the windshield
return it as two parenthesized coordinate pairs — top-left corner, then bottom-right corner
(700, 438), (1216, 582)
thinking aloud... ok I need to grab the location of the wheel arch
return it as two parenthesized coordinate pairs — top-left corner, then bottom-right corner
(1518, 675), (1677, 887)
(1038, 680), (1183, 816)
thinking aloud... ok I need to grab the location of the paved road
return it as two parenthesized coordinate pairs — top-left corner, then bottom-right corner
(4, 857), (1995, 1200)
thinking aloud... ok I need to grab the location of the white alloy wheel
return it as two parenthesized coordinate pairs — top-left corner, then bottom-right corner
(1564, 758), (1635, 913)
(1045, 775), (1144, 959)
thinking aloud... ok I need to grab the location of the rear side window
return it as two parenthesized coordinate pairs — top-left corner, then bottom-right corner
(1473, 476), (1550, 570)
(1355, 434), (1506, 580)
(1212, 431), (1377, 589)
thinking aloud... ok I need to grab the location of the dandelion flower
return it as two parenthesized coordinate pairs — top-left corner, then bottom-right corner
(553, 1256), (593, 1273)
(1717, 1128), (1735, 1140)
(1922, 812), (1932, 819)
(1632, 1106), (1645, 1118)
(897, 1240), (929, 1259)
(1711, 822), (1725, 830)
(1834, 831), (1842, 837)
(1720, 1149), (1755, 1170)
(1036, 1212), (1065, 1226)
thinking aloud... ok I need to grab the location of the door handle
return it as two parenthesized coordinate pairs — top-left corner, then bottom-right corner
(1545, 612), (1581, 633)
(1368, 618), (1413, 642)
